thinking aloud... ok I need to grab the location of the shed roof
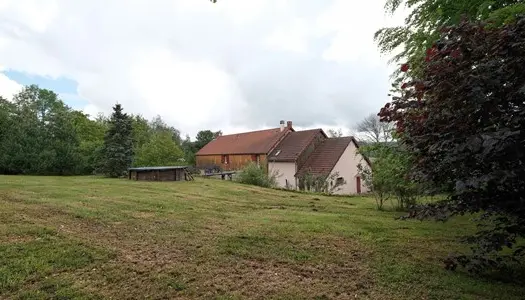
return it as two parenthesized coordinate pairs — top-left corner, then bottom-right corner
(295, 137), (354, 177)
(196, 127), (292, 155)
(268, 129), (326, 162)
(128, 166), (188, 171)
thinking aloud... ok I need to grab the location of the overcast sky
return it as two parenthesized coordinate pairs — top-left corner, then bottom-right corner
(0, 0), (405, 138)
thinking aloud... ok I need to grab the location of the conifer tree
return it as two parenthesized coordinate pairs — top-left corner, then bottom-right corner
(98, 104), (133, 177)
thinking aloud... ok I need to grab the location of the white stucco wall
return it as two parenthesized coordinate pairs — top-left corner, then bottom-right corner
(269, 161), (296, 189)
(329, 141), (370, 195)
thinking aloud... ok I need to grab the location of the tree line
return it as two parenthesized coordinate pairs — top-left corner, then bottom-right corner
(0, 84), (221, 177)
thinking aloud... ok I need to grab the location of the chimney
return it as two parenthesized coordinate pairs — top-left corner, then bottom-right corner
(286, 121), (292, 129)
(279, 120), (285, 132)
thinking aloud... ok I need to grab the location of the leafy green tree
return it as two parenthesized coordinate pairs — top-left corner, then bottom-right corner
(375, 0), (525, 82)
(358, 142), (420, 210)
(379, 17), (525, 272)
(0, 97), (17, 174)
(44, 100), (80, 175)
(194, 130), (222, 151)
(181, 134), (197, 165)
(149, 115), (182, 145)
(131, 115), (152, 150)
(72, 111), (107, 174)
(98, 104), (134, 177)
(2, 85), (81, 175)
(133, 131), (184, 167)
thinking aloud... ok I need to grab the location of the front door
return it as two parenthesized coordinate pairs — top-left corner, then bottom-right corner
(356, 176), (361, 194)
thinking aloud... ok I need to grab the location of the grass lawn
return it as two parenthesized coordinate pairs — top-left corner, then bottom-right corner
(1, 176), (523, 299)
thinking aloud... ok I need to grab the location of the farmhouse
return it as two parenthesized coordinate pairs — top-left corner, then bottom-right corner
(128, 166), (194, 181)
(197, 120), (372, 195)
(268, 130), (371, 195)
(195, 120), (294, 172)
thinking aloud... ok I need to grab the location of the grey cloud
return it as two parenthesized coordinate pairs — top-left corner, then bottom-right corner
(0, 0), (393, 136)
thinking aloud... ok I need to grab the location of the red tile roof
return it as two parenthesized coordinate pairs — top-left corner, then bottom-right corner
(295, 137), (353, 177)
(196, 127), (292, 155)
(268, 129), (327, 162)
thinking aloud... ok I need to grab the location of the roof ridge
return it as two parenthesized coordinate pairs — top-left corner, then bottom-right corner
(295, 128), (323, 132)
(216, 127), (280, 138)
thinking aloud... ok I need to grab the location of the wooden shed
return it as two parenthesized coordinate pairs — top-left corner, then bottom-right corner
(128, 166), (194, 181)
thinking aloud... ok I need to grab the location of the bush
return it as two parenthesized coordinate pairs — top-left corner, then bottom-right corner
(358, 142), (423, 211)
(236, 162), (279, 188)
(297, 171), (345, 195)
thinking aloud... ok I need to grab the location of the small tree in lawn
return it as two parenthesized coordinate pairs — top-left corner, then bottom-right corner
(98, 104), (133, 177)
(357, 142), (420, 211)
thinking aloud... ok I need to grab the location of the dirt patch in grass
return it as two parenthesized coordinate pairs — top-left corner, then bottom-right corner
(0, 235), (36, 244)
(4, 200), (382, 299)
(129, 211), (157, 219)
(191, 258), (376, 299)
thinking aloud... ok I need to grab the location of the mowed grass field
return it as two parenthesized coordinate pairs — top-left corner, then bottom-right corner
(1, 176), (524, 299)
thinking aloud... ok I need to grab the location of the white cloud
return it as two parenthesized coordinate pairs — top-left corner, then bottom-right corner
(0, 65), (22, 100)
(0, 0), (406, 137)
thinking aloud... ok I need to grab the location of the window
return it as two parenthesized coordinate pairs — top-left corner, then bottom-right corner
(222, 155), (229, 164)
(251, 154), (260, 166)
(336, 177), (345, 185)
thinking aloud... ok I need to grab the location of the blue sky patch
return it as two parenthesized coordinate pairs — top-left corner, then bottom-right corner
(4, 70), (88, 109)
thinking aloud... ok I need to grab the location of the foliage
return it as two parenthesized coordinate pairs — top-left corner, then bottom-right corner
(97, 104), (134, 178)
(0, 84), (222, 175)
(379, 17), (525, 272)
(149, 115), (182, 145)
(179, 129), (222, 166)
(358, 142), (421, 210)
(194, 130), (222, 151)
(236, 162), (279, 188)
(297, 171), (346, 195)
(133, 131), (185, 167)
(0, 85), (82, 175)
(72, 111), (107, 174)
(375, 0), (525, 83)
(181, 135), (198, 165)
(131, 115), (152, 150)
